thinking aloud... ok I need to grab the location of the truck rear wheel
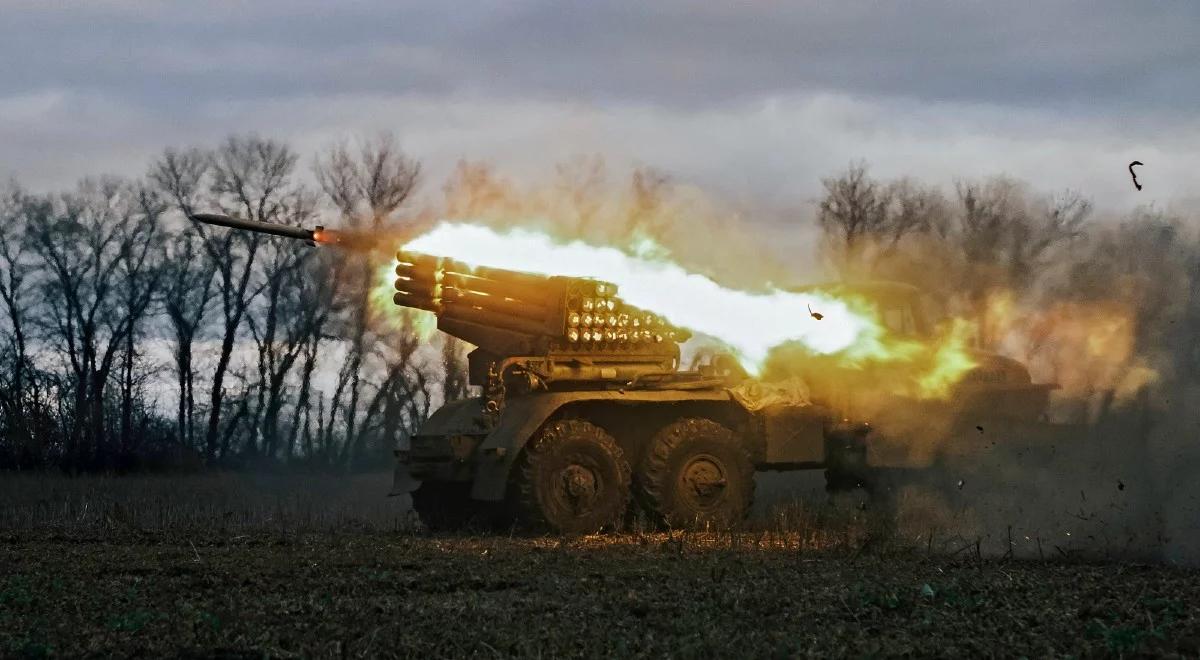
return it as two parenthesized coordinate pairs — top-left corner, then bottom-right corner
(513, 420), (631, 534)
(638, 418), (754, 529)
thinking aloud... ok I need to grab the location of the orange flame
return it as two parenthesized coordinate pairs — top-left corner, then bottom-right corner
(984, 290), (1157, 401)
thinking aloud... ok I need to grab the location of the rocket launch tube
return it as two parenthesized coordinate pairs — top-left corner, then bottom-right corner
(389, 291), (553, 336)
(440, 302), (554, 337)
(189, 213), (317, 242)
(396, 251), (561, 291)
(440, 287), (554, 321)
(391, 280), (556, 325)
(390, 291), (441, 313)
(393, 270), (558, 318)
(395, 267), (559, 309)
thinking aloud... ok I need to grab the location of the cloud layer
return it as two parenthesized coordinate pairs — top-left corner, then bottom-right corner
(3, 1), (1198, 213)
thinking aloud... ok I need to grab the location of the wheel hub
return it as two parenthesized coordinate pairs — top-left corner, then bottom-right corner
(681, 455), (727, 504)
(558, 464), (599, 511)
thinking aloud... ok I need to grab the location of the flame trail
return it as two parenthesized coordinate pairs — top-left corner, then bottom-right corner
(397, 221), (976, 395)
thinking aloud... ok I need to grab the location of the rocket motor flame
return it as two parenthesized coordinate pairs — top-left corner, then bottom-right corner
(398, 221), (977, 396)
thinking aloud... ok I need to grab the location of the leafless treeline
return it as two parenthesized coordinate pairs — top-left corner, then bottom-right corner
(815, 162), (1200, 410)
(2, 144), (1198, 472)
(0, 134), (468, 471)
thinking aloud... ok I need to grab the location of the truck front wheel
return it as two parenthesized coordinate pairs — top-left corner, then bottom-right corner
(638, 418), (754, 528)
(513, 420), (632, 533)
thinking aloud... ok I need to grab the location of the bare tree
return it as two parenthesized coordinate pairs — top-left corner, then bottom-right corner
(315, 133), (420, 467)
(116, 186), (168, 458)
(1011, 189), (1090, 289)
(281, 255), (340, 461)
(349, 319), (431, 467)
(0, 185), (31, 393)
(316, 132), (420, 228)
(955, 178), (1090, 295)
(1063, 209), (1187, 355)
(246, 240), (337, 460)
(0, 183), (45, 465)
(291, 332), (322, 462)
(152, 136), (305, 463)
(817, 163), (942, 276)
(160, 226), (217, 451)
(25, 178), (163, 470)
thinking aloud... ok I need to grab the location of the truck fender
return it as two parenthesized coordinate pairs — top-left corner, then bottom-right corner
(470, 388), (735, 501)
(390, 398), (489, 496)
(414, 396), (491, 438)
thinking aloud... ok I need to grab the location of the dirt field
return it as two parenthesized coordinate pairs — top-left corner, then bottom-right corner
(4, 532), (1200, 657)
(2, 472), (1199, 657)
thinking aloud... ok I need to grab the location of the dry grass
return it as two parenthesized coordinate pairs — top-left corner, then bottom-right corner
(0, 471), (414, 535)
(2, 472), (1199, 657)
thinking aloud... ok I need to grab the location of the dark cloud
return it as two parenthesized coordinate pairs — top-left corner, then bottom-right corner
(3, 1), (1197, 114)
(2, 1), (1197, 204)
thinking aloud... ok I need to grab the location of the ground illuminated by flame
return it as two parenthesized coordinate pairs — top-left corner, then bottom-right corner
(401, 222), (975, 393)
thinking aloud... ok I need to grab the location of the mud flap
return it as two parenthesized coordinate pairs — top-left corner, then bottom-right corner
(388, 456), (421, 496)
(824, 422), (871, 487)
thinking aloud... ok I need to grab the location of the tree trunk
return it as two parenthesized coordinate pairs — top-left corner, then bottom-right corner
(120, 322), (135, 458)
(89, 371), (107, 470)
(205, 325), (238, 462)
(175, 336), (191, 446)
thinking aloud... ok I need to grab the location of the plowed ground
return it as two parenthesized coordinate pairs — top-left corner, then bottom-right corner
(3, 531), (1199, 658)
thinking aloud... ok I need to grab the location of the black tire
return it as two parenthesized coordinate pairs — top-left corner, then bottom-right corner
(410, 481), (479, 532)
(637, 418), (754, 529)
(513, 420), (631, 534)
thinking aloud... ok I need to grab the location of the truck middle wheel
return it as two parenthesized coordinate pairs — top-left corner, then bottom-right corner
(513, 419), (632, 533)
(637, 417), (755, 528)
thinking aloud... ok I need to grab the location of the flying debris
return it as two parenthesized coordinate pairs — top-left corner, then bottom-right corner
(1128, 160), (1144, 191)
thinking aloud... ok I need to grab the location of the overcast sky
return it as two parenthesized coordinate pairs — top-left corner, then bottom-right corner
(3, 1), (1198, 214)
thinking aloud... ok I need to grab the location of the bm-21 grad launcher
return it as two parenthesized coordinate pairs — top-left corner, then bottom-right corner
(191, 212), (1051, 533)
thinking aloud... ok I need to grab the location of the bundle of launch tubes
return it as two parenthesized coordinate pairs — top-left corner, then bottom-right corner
(391, 251), (689, 351)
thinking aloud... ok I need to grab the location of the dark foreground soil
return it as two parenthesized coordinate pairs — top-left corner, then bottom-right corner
(2, 532), (1199, 658)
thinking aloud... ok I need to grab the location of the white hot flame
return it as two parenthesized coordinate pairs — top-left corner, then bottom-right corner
(403, 222), (880, 371)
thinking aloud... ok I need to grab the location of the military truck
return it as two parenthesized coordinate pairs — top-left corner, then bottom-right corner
(190, 213), (1053, 533)
(390, 266), (1054, 532)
